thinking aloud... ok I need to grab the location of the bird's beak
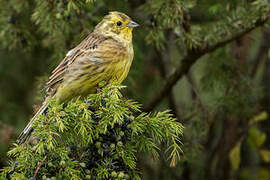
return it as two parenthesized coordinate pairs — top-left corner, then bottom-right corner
(128, 20), (140, 28)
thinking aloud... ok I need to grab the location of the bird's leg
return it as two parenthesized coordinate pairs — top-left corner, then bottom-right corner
(95, 85), (101, 93)
(105, 81), (111, 86)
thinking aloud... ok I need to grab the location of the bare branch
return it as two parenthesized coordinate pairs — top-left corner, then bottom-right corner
(143, 17), (269, 112)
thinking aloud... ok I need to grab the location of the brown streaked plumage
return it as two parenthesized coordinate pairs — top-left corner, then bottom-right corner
(17, 11), (139, 144)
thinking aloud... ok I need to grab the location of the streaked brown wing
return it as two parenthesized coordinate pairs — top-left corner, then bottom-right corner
(62, 37), (128, 86)
(46, 33), (108, 95)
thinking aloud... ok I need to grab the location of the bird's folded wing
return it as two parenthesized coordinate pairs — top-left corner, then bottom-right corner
(45, 33), (126, 95)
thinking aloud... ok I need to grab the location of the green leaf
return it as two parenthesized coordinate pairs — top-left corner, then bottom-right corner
(229, 140), (242, 170)
(248, 127), (266, 148)
(249, 111), (268, 125)
(260, 150), (270, 163)
(208, 4), (223, 14)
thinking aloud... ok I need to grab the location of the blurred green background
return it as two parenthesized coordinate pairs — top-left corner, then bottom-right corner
(0, 0), (270, 179)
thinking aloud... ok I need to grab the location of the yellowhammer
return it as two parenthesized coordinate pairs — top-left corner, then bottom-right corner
(17, 11), (139, 144)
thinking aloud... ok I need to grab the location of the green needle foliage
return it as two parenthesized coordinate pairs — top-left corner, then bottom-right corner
(0, 83), (183, 180)
(1, 0), (269, 179)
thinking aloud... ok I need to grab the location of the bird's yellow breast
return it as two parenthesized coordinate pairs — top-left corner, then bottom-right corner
(112, 43), (134, 83)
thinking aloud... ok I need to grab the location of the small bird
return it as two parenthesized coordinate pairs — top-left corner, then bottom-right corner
(17, 11), (139, 144)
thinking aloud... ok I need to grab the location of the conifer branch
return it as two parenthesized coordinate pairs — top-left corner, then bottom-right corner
(144, 15), (269, 112)
(0, 83), (183, 179)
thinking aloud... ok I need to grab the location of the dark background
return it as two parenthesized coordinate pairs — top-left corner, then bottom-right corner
(0, 0), (270, 179)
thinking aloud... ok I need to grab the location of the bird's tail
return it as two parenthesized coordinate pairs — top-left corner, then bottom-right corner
(17, 100), (49, 145)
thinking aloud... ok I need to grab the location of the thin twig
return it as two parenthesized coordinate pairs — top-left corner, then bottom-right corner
(34, 156), (47, 177)
(250, 28), (270, 77)
(143, 17), (269, 112)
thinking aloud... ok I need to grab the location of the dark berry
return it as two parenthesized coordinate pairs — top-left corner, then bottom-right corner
(122, 136), (127, 143)
(86, 161), (97, 169)
(121, 123), (128, 130)
(70, 144), (77, 151)
(124, 117), (131, 124)
(122, 136), (131, 143)
(91, 114), (98, 121)
(30, 177), (36, 180)
(68, 152), (74, 158)
(115, 123), (120, 128)
(67, 15), (71, 20)
(93, 155), (100, 161)
(147, 14), (156, 27)
(100, 133), (106, 138)
(15, 161), (19, 165)
(62, 103), (68, 109)
(87, 101), (96, 111)
(88, 106), (95, 111)
(88, 145), (96, 152)
(8, 16), (15, 24)
(105, 141), (111, 146)
(82, 146), (88, 151)
(221, 64), (231, 71)
(21, 38), (27, 46)
(112, 133), (117, 141)
(103, 149), (110, 155)
(101, 99), (106, 107)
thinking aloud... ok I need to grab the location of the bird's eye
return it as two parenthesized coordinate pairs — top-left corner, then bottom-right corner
(116, 21), (122, 26)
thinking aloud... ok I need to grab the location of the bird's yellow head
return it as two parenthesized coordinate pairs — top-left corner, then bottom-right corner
(94, 11), (139, 44)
